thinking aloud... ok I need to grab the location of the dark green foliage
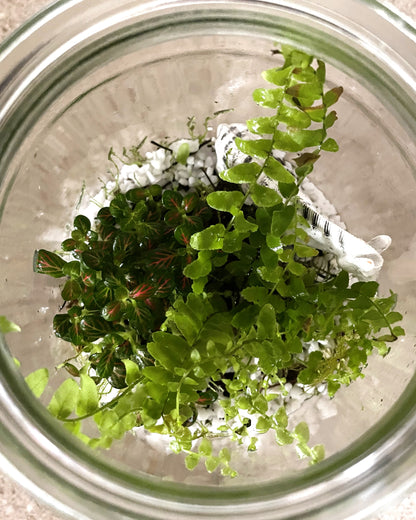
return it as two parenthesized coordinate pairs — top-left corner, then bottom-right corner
(35, 185), (214, 388)
(30, 45), (405, 477)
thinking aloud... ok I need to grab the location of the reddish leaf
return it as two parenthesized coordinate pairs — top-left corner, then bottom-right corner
(102, 301), (125, 321)
(164, 208), (183, 227)
(130, 283), (155, 300)
(174, 225), (192, 246)
(153, 277), (174, 297)
(149, 249), (177, 269)
(80, 315), (111, 341)
(33, 249), (67, 278)
(162, 190), (183, 209)
(183, 193), (198, 212)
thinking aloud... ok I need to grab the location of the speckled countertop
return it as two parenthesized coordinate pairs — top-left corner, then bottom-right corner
(0, 0), (416, 519)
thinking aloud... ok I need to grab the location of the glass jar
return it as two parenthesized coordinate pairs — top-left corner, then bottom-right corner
(1, 1), (416, 518)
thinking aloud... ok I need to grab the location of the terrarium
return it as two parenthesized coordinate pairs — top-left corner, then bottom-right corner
(0, 1), (416, 519)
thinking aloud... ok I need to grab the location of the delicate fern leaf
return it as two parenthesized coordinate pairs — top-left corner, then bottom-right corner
(48, 379), (79, 420)
(253, 88), (284, 108)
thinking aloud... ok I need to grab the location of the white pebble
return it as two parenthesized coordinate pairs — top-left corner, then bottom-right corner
(288, 385), (304, 400)
(205, 155), (214, 167)
(145, 171), (156, 184)
(120, 163), (141, 178)
(195, 159), (204, 168)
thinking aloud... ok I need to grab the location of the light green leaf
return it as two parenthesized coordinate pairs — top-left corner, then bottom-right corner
(171, 309), (200, 345)
(252, 394), (268, 414)
(122, 359), (142, 385)
(231, 304), (260, 330)
(304, 106), (326, 123)
(185, 453), (200, 470)
(293, 422), (310, 443)
(64, 420), (91, 444)
(271, 205), (296, 237)
(148, 332), (189, 372)
(281, 46), (313, 68)
(294, 243), (318, 258)
(311, 444), (325, 463)
(222, 230), (245, 253)
(325, 110), (338, 128)
(176, 142), (190, 165)
(220, 162), (261, 183)
(207, 191), (245, 215)
(25, 368), (49, 398)
(233, 211), (258, 233)
(321, 138), (339, 152)
(205, 456), (220, 473)
(219, 447), (231, 463)
(235, 138), (272, 159)
(264, 156), (295, 184)
(257, 265), (284, 284)
(274, 406), (289, 427)
(278, 104), (311, 129)
(190, 224), (225, 250)
(0, 316), (21, 334)
(250, 183), (282, 207)
(286, 82), (322, 101)
(253, 87), (284, 108)
(288, 128), (324, 149)
(77, 373), (99, 416)
(273, 131), (303, 152)
(183, 252), (212, 279)
(317, 60), (326, 83)
(247, 116), (277, 135)
(192, 276), (208, 294)
(392, 325), (405, 336)
(142, 366), (172, 385)
(198, 438), (212, 456)
(287, 260), (307, 276)
(323, 86), (343, 107)
(262, 66), (293, 86)
(256, 304), (277, 340)
(275, 428), (293, 445)
(48, 379), (79, 420)
(373, 340), (389, 356)
(256, 416), (272, 433)
(94, 408), (136, 439)
(241, 286), (269, 305)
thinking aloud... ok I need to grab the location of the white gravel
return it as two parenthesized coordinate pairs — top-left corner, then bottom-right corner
(80, 129), (343, 452)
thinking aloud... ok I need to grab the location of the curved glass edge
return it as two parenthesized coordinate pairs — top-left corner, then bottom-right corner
(0, 453), (85, 520)
(369, 0), (416, 37)
(1, 326), (416, 518)
(0, 0), (416, 58)
(2, 4), (416, 170)
(0, 0), (75, 55)
(1, 0), (416, 518)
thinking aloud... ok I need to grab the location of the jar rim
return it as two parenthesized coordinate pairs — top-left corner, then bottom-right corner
(1, 1), (416, 519)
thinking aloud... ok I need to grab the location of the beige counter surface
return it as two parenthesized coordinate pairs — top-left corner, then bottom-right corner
(0, 0), (415, 518)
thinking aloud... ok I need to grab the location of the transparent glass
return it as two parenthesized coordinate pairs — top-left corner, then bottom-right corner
(1, 0), (416, 518)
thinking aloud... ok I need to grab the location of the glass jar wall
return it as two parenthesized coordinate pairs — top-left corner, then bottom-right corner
(1, 1), (416, 518)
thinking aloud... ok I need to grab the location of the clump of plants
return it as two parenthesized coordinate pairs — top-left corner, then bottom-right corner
(29, 45), (404, 477)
